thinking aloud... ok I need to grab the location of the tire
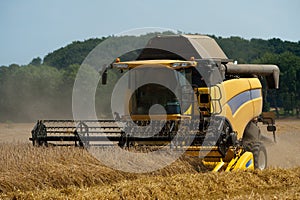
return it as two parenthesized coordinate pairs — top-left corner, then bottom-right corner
(245, 142), (267, 170)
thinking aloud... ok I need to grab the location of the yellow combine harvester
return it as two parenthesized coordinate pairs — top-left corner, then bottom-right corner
(30, 35), (279, 171)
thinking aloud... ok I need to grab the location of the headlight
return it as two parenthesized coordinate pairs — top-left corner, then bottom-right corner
(113, 63), (128, 69)
(181, 62), (188, 67)
(172, 62), (196, 68)
(172, 63), (181, 68)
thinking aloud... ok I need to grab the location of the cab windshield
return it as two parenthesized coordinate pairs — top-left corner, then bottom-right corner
(129, 67), (198, 115)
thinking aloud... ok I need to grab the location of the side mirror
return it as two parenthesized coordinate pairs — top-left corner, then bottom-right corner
(102, 69), (107, 85)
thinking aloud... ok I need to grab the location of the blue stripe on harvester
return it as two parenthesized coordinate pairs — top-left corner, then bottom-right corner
(228, 91), (251, 115)
(250, 89), (261, 99)
(227, 89), (261, 115)
(246, 159), (253, 168)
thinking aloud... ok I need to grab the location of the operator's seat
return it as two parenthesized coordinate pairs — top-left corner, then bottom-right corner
(192, 68), (206, 87)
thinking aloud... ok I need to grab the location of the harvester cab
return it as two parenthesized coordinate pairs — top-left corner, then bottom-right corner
(30, 35), (280, 172)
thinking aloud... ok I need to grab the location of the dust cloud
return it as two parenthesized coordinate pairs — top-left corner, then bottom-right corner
(262, 119), (300, 168)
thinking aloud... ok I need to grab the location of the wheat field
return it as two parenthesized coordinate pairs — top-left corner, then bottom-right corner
(0, 120), (300, 199)
(0, 143), (299, 200)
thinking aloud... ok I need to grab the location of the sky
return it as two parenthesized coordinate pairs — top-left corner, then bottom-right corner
(0, 0), (299, 66)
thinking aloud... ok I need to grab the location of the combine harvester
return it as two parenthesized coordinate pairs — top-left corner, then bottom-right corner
(30, 35), (279, 171)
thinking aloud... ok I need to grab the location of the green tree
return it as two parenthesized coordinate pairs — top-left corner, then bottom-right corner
(254, 52), (300, 116)
(43, 38), (106, 69)
(29, 57), (42, 66)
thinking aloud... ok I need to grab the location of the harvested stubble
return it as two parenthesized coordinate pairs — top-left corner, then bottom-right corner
(1, 143), (300, 200)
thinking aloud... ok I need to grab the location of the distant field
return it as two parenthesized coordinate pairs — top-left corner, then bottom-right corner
(0, 123), (33, 143)
(0, 119), (299, 199)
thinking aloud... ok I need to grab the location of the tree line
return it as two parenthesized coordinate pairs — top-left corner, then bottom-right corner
(0, 34), (299, 122)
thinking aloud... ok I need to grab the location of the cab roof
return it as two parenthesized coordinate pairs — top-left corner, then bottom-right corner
(137, 35), (228, 60)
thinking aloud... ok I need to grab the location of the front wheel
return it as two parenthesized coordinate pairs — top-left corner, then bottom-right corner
(245, 142), (267, 170)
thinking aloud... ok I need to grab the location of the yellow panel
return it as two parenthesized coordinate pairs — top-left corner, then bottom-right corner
(248, 78), (262, 89)
(217, 78), (263, 138)
(222, 79), (251, 102)
(114, 60), (197, 70)
(210, 85), (225, 114)
(232, 152), (254, 171)
(231, 101), (255, 139)
(252, 97), (263, 117)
